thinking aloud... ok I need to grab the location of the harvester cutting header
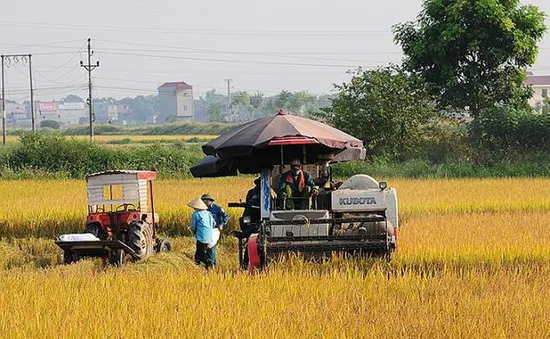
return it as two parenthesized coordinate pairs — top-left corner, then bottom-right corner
(191, 110), (399, 271)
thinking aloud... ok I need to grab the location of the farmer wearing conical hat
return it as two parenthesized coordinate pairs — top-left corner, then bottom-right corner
(201, 193), (229, 266)
(187, 198), (216, 269)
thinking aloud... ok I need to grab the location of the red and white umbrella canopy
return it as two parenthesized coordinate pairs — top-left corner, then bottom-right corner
(202, 110), (363, 158)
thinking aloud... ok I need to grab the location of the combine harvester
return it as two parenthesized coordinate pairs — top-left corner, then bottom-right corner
(55, 170), (171, 265)
(191, 110), (399, 271)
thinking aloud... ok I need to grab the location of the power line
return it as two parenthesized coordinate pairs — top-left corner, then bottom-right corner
(33, 63), (82, 83)
(101, 51), (359, 68)
(94, 39), (400, 63)
(7, 85), (86, 94)
(0, 21), (393, 36)
(96, 38), (404, 55)
(34, 45), (86, 72)
(96, 47), (379, 64)
(0, 39), (85, 46)
(99, 67), (347, 76)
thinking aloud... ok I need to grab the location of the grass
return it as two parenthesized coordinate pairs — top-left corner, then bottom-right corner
(0, 177), (548, 337)
(4, 134), (216, 144)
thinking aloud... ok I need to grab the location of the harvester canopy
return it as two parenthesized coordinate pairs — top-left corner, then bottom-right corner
(190, 155), (237, 178)
(195, 110), (365, 175)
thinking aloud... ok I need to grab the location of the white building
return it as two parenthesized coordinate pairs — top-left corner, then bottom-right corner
(158, 81), (194, 122)
(526, 75), (550, 112)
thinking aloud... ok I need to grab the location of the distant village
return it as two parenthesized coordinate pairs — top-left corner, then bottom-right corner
(4, 81), (195, 128)
(3, 73), (550, 128)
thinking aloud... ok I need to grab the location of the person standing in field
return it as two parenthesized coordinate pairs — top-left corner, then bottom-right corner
(187, 198), (216, 269)
(201, 193), (229, 266)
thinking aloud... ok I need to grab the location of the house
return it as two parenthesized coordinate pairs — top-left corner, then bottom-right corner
(526, 75), (550, 111)
(158, 81), (194, 122)
(94, 101), (119, 123)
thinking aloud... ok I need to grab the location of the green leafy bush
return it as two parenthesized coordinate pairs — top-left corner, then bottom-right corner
(3, 132), (203, 178)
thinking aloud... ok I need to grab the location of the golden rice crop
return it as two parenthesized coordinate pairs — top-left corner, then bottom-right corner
(0, 261), (547, 338)
(2, 177), (550, 237)
(0, 177), (548, 338)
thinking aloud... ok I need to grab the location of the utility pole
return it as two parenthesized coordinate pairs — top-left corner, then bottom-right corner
(80, 38), (99, 143)
(224, 78), (232, 120)
(28, 54), (34, 131)
(1, 55), (5, 147)
(1, 54), (33, 146)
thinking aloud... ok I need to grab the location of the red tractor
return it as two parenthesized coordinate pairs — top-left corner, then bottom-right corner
(56, 170), (171, 265)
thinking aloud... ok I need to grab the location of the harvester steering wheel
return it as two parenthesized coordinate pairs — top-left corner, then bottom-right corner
(116, 203), (137, 212)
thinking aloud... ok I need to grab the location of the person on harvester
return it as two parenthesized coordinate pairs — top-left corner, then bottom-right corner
(201, 193), (229, 266)
(277, 158), (318, 210)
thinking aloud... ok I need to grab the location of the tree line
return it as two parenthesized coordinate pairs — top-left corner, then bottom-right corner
(317, 0), (548, 167)
(52, 90), (332, 125)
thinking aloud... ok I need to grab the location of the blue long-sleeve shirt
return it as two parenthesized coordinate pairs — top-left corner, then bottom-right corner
(190, 210), (215, 243)
(208, 202), (229, 228)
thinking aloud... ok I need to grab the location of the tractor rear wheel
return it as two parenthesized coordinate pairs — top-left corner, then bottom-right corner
(128, 221), (154, 260)
(156, 238), (172, 253)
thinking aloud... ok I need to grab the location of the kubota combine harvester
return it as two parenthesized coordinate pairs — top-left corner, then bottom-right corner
(191, 110), (399, 271)
(55, 170), (171, 265)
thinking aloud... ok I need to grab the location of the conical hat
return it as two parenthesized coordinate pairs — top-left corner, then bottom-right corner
(187, 198), (208, 210)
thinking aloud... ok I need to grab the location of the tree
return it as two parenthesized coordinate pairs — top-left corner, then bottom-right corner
(288, 91), (317, 116)
(208, 103), (224, 122)
(318, 66), (438, 158)
(230, 91), (255, 121)
(40, 119), (61, 129)
(274, 90), (293, 110)
(63, 95), (84, 103)
(118, 95), (158, 122)
(250, 92), (264, 109)
(393, 0), (547, 117)
(194, 89), (227, 122)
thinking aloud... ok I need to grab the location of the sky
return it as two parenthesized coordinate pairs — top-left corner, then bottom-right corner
(1, 0), (549, 102)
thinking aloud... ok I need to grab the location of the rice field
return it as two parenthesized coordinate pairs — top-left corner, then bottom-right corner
(0, 177), (549, 338)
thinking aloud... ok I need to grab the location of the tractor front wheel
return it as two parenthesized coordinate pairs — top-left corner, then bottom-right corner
(128, 221), (155, 260)
(109, 249), (125, 266)
(156, 238), (172, 253)
(63, 250), (74, 265)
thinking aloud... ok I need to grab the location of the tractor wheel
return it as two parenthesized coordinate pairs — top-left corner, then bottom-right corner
(109, 249), (125, 266)
(63, 250), (74, 265)
(128, 221), (155, 260)
(247, 233), (266, 274)
(156, 238), (172, 253)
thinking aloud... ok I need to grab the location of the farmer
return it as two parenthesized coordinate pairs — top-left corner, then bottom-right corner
(201, 193), (229, 266)
(277, 158), (318, 210)
(188, 198), (216, 269)
(243, 177), (261, 230)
